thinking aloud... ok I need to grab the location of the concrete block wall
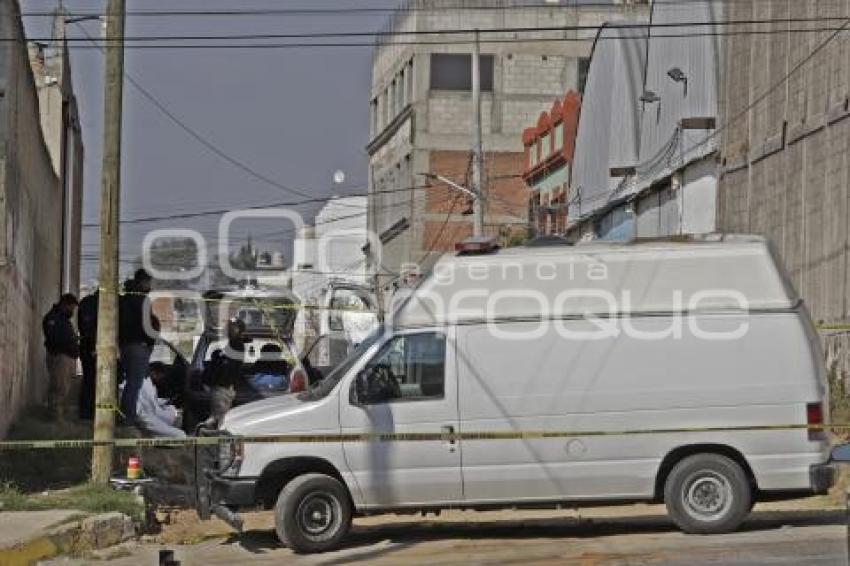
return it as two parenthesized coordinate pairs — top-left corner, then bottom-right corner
(427, 95), (493, 135)
(716, 0), (850, 376)
(0, 0), (64, 437)
(502, 54), (571, 96)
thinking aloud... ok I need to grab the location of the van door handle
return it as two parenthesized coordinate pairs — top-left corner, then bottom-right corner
(441, 425), (456, 451)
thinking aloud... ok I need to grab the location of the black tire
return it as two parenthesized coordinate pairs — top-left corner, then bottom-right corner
(663, 453), (752, 534)
(274, 473), (352, 553)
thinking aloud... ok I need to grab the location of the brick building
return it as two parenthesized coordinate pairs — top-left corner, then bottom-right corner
(0, 3), (84, 436)
(521, 90), (581, 236)
(715, 0), (850, 375)
(365, 0), (648, 293)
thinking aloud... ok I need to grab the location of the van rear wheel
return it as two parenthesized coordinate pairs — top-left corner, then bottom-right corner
(274, 473), (352, 553)
(664, 453), (751, 534)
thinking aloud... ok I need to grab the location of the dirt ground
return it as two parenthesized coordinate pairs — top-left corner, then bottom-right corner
(49, 502), (847, 566)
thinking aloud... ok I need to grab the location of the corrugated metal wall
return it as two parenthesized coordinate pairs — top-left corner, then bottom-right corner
(571, 24), (647, 218)
(571, 1), (722, 238)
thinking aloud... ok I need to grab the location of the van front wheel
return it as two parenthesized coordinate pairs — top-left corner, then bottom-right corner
(664, 453), (751, 534)
(274, 473), (352, 553)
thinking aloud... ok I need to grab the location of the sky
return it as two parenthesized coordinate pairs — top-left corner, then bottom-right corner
(21, 0), (399, 285)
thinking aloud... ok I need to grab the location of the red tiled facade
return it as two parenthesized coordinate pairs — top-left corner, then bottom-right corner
(521, 91), (581, 236)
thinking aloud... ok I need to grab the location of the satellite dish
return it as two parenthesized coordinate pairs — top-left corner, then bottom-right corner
(333, 170), (346, 185)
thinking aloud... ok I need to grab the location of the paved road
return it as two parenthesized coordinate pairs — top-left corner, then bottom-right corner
(50, 508), (847, 565)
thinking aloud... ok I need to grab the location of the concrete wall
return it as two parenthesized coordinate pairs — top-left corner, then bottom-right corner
(0, 0), (67, 436)
(716, 0), (850, 326)
(29, 28), (84, 295)
(716, 0), (850, 379)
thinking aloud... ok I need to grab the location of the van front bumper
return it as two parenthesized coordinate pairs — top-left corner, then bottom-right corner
(810, 463), (835, 495)
(209, 475), (257, 507)
(195, 473), (256, 532)
(196, 465), (258, 524)
(194, 427), (257, 521)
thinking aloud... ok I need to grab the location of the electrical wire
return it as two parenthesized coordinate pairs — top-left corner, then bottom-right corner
(16, 17), (850, 43)
(20, 26), (850, 50)
(12, 17), (850, 50)
(676, 17), (850, 166)
(80, 183), (440, 227)
(72, 22), (367, 208)
(571, 14), (850, 225)
(18, 0), (818, 18)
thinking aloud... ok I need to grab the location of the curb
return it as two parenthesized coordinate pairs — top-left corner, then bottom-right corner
(0, 512), (135, 566)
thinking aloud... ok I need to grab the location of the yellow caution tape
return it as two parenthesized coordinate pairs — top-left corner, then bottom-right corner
(94, 287), (379, 314)
(94, 402), (125, 419)
(0, 423), (848, 451)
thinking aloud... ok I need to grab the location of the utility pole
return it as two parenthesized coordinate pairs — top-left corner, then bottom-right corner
(92, 0), (126, 484)
(471, 29), (484, 238)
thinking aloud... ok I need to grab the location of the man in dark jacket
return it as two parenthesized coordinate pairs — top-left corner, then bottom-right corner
(43, 294), (79, 422)
(77, 290), (98, 420)
(119, 269), (159, 424)
(209, 318), (246, 426)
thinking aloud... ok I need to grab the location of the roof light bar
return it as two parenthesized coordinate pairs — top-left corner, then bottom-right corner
(455, 236), (499, 254)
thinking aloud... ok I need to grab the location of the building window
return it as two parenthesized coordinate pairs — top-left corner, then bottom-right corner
(577, 57), (590, 94)
(396, 73), (404, 113)
(528, 143), (537, 167)
(430, 53), (494, 92)
(541, 132), (551, 157)
(553, 122), (563, 152)
(384, 87), (391, 126)
(405, 59), (414, 104)
(370, 98), (378, 136)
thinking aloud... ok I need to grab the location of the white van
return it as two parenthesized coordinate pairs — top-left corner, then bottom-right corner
(195, 235), (835, 553)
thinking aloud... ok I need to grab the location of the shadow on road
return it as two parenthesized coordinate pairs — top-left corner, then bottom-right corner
(217, 507), (844, 563)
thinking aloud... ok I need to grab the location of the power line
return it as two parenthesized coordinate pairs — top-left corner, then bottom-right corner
(72, 22), (366, 208)
(675, 16), (850, 174)
(18, 17), (850, 43)
(80, 192), (437, 259)
(80, 183), (438, 227)
(577, 14), (850, 220)
(23, 27), (850, 51)
(15, 0), (830, 18)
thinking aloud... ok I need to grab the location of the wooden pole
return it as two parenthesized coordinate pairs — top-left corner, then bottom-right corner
(471, 29), (484, 238)
(91, 0), (125, 484)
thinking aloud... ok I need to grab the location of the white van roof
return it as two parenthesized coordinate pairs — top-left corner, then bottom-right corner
(388, 234), (799, 329)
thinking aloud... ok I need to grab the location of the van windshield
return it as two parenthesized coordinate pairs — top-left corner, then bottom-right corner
(298, 325), (386, 401)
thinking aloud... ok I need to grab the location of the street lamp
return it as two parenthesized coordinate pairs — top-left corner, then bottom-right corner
(420, 173), (484, 237)
(667, 67), (688, 96)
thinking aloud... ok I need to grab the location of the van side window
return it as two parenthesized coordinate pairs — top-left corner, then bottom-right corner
(360, 333), (445, 403)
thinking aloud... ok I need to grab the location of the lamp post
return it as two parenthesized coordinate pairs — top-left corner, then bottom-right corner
(420, 173), (484, 237)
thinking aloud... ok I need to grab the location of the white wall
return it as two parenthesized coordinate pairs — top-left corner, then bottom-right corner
(681, 157), (717, 234)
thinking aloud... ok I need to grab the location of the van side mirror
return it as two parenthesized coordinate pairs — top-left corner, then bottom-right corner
(351, 369), (370, 407)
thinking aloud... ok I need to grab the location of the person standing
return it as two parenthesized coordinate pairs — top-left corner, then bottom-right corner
(119, 269), (159, 424)
(77, 290), (98, 420)
(42, 294), (80, 422)
(209, 318), (246, 426)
